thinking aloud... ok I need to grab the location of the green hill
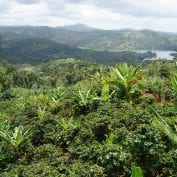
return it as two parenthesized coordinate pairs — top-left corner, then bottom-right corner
(0, 33), (155, 65)
(0, 25), (177, 50)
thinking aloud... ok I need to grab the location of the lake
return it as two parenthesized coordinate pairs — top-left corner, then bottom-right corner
(80, 47), (176, 60)
(110, 49), (176, 60)
(144, 50), (175, 60)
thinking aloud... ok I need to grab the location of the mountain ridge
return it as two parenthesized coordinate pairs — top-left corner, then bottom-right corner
(0, 24), (177, 51)
(58, 23), (98, 32)
(0, 24), (176, 33)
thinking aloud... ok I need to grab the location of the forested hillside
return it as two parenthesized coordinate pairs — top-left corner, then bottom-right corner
(0, 59), (177, 176)
(0, 33), (155, 65)
(0, 25), (177, 51)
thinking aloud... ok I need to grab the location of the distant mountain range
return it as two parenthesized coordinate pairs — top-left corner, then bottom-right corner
(0, 24), (177, 51)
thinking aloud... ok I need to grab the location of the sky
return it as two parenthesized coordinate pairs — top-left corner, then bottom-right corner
(0, 0), (177, 32)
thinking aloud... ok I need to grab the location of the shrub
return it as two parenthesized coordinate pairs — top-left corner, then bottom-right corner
(67, 160), (106, 177)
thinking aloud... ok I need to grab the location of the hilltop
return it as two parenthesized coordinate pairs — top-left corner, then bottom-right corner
(0, 24), (177, 51)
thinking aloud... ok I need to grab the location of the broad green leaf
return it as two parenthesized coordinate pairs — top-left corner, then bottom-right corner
(154, 111), (177, 144)
(171, 74), (177, 91)
(131, 167), (143, 177)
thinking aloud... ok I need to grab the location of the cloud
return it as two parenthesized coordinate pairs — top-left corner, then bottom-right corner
(12, 0), (41, 4)
(0, 0), (177, 32)
(84, 0), (177, 18)
(0, 0), (12, 13)
(41, 0), (177, 18)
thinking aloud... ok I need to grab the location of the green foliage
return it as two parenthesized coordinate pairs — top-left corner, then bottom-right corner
(0, 124), (32, 149)
(91, 144), (131, 176)
(109, 63), (142, 99)
(73, 84), (97, 107)
(131, 166), (143, 177)
(96, 82), (115, 102)
(171, 74), (177, 92)
(0, 60), (177, 177)
(37, 106), (46, 119)
(40, 59), (99, 86)
(129, 124), (165, 173)
(51, 86), (65, 104)
(1, 161), (62, 177)
(154, 111), (177, 144)
(67, 160), (105, 177)
(58, 117), (79, 131)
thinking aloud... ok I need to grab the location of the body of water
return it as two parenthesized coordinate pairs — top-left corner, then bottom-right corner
(144, 50), (175, 60)
(79, 47), (176, 60)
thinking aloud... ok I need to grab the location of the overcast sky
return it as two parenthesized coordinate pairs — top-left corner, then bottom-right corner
(0, 0), (177, 32)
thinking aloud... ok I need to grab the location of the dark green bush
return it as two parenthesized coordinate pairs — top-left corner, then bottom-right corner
(67, 160), (106, 177)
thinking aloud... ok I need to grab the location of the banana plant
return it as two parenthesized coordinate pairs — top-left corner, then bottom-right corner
(0, 125), (32, 149)
(109, 63), (142, 99)
(131, 166), (143, 177)
(94, 81), (115, 102)
(37, 106), (46, 119)
(100, 82), (114, 102)
(51, 86), (65, 104)
(171, 73), (177, 92)
(93, 67), (104, 84)
(171, 61), (177, 92)
(58, 117), (79, 131)
(154, 111), (177, 144)
(74, 85), (96, 107)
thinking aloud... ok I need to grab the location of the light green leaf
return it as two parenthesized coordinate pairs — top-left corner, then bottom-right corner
(131, 167), (143, 177)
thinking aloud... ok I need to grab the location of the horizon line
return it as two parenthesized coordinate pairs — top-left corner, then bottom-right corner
(0, 23), (176, 33)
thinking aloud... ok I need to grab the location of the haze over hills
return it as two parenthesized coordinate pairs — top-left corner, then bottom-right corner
(0, 24), (177, 51)
(58, 23), (98, 32)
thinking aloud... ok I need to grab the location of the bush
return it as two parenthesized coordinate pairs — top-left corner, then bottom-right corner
(128, 125), (166, 175)
(67, 160), (106, 177)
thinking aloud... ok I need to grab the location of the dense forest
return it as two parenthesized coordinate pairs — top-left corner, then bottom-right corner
(1, 58), (177, 176)
(0, 33), (156, 65)
(1, 24), (177, 51)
